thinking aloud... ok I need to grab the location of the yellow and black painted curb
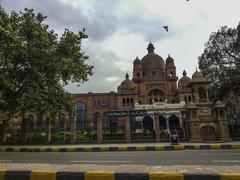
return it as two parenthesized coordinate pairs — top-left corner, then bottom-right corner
(0, 170), (240, 180)
(0, 144), (240, 152)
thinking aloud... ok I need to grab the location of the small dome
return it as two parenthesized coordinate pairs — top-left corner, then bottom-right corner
(166, 54), (174, 64)
(118, 73), (138, 94)
(192, 70), (204, 79)
(133, 56), (141, 64)
(178, 70), (191, 90)
(147, 42), (155, 53)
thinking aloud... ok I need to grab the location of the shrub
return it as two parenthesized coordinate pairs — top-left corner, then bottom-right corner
(5, 133), (24, 144)
(26, 133), (46, 144)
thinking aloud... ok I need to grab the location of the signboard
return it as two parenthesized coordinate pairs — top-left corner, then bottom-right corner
(107, 109), (147, 117)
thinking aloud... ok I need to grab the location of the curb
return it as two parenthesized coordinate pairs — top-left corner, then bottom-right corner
(0, 144), (240, 152)
(0, 170), (240, 180)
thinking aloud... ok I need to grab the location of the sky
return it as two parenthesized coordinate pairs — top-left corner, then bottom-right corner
(1, 0), (240, 93)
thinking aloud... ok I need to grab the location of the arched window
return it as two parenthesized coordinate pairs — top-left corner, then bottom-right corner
(148, 89), (164, 103)
(122, 98), (125, 107)
(75, 101), (87, 130)
(130, 98), (133, 106)
(188, 96), (192, 102)
(198, 87), (207, 101)
(192, 110), (197, 118)
(219, 110), (225, 118)
(137, 73), (140, 77)
(126, 98), (130, 106)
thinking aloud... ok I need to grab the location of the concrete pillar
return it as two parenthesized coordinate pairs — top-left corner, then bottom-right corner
(166, 115), (170, 134)
(125, 116), (131, 143)
(97, 116), (103, 144)
(153, 114), (160, 142)
(219, 121), (232, 141)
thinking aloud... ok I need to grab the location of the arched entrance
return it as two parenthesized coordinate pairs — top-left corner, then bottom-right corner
(169, 115), (180, 131)
(159, 115), (167, 130)
(142, 115), (155, 139)
(201, 126), (216, 141)
(168, 115), (183, 138)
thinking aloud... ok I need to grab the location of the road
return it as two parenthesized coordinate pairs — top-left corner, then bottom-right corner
(0, 149), (240, 165)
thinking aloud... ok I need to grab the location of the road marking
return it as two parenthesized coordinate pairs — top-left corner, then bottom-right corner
(70, 160), (132, 163)
(201, 153), (240, 156)
(212, 160), (240, 163)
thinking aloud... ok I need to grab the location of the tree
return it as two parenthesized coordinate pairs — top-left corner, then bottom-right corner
(0, 7), (93, 141)
(198, 23), (240, 100)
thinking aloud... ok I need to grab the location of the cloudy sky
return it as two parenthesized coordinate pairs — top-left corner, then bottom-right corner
(1, 0), (240, 93)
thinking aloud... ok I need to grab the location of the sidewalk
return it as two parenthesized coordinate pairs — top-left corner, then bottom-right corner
(0, 164), (240, 179)
(0, 141), (240, 152)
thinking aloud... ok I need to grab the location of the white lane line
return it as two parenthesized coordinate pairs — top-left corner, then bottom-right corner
(70, 160), (132, 163)
(212, 160), (240, 163)
(0, 160), (12, 162)
(201, 153), (240, 156)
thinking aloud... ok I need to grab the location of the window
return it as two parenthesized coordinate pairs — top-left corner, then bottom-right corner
(97, 100), (101, 107)
(169, 72), (173, 77)
(188, 96), (192, 102)
(102, 100), (105, 106)
(192, 110), (197, 118)
(152, 71), (156, 79)
(219, 110), (225, 118)
(122, 98), (125, 107)
(198, 87), (207, 101)
(130, 98), (133, 105)
(137, 73), (140, 77)
(75, 101), (87, 130)
(126, 98), (130, 106)
(93, 100), (97, 107)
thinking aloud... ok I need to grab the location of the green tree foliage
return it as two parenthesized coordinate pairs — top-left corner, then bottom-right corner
(0, 7), (93, 117)
(198, 23), (240, 99)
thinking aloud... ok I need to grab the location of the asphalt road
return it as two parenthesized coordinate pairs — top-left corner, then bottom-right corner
(0, 149), (240, 165)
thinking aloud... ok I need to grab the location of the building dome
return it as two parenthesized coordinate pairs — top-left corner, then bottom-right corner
(166, 54), (174, 64)
(141, 42), (165, 70)
(117, 73), (138, 94)
(133, 56), (141, 64)
(178, 70), (191, 89)
(192, 70), (204, 79)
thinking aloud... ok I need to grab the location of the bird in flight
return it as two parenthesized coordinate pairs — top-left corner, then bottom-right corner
(163, 26), (168, 32)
